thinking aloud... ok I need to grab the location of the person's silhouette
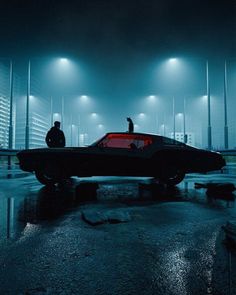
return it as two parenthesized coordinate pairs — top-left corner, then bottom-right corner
(46, 121), (66, 148)
(127, 117), (134, 133)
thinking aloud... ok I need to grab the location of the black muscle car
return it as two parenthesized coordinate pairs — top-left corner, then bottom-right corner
(17, 132), (225, 186)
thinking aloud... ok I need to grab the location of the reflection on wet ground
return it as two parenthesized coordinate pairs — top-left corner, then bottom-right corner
(0, 173), (235, 243)
(0, 172), (236, 295)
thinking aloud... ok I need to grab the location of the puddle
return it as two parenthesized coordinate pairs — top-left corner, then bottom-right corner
(0, 175), (235, 243)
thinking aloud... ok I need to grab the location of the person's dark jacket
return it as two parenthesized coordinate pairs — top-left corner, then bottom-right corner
(46, 127), (66, 147)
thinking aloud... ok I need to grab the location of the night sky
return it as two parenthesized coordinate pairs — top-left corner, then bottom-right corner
(0, 0), (236, 145)
(0, 0), (235, 61)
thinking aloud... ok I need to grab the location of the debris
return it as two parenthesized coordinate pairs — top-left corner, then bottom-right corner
(195, 182), (235, 199)
(195, 182), (235, 192)
(81, 210), (106, 225)
(81, 209), (131, 225)
(106, 210), (131, 223)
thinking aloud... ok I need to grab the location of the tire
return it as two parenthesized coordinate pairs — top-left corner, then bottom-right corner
(159, 167), (185, 186)
(35, 170), (59, 186)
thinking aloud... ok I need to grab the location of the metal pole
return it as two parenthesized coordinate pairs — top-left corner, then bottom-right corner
(78, 114), (80, 146)
(173, 96), (175, 140)
(25, 60), (30, 149)
(61, 96), (64, 128)
(224, 60), (229, 149)
(8, 60), (13, 149)
(71, 115), (73, 146)
(206, 60), (212, 150)
(50, 96), (53, 126)
(156, 115), (159, 134)
(183, 97), (187, 143)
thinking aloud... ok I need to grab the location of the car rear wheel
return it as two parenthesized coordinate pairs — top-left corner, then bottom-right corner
(159, 167), (185, 186)
(35, 170), (60, 186)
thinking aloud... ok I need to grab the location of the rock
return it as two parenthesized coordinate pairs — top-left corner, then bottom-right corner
(81, 209), (131, 225)
(81, 210), (106, 225)
(105, 210), (131, 223)
(195, 182), (236, 199)
(195, 182), (235, 192)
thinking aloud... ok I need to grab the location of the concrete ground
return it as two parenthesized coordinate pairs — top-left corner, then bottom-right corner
(0, 171), (235, 295)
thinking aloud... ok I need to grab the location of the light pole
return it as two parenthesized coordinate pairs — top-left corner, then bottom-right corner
(224, 60), (229, 149)
(161, 124), (166, 136)
(206, 60), (212, 150)
(78, 114), (81, 146)
(50, 96), (53, 126)
(183, 97), (187, 143)
(173, 96), (175, 140)
(25, 60), (30, 149)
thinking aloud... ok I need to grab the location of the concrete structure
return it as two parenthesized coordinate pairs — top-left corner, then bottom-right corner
(15, 96), (50, 149)
(171, 132), (195, 146)
(0, 95), (10, 148)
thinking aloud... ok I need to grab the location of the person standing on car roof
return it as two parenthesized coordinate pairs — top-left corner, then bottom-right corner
(45, 121), (66, 147)
(127, 117), (134, 133)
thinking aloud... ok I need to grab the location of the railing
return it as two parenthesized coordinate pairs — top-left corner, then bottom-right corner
(217, 149), (236, 156)
(0, 149), (20, 156)
(0, 149), (23, 178)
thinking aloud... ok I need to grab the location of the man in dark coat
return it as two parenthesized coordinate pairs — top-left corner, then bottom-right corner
(46, 121), (66, 147)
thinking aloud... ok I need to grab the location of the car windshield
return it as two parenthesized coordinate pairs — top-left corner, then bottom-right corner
(94, 133), (153, 149)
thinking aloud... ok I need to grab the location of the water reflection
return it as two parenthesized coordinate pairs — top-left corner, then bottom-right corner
(0, 179), (235, 242)
(0, 182), (80, 242)
(0, 197), (15, 239)
(18, 183), (79, 223)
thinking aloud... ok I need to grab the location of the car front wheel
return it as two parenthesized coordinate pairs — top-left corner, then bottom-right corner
(159, 167), (185, 186)
(35, 170), (60, 186)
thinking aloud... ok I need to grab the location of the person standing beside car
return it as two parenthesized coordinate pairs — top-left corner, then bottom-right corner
(45, 121), (66, 147)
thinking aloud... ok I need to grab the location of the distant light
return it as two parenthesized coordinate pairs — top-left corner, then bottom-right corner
(29, 95), (34, 99)
(98, 124), (103, 129)
(53, 113), (61, 123)
(134, 124), (139, 129)
(80, 95), (88, 101)
(147, 95), (156, 101)
(169, 58), (178, 63)
(139, 113), (145, 118)
(91, 112), (98, 118)
(176, 113), (183, 117)
(59, 58), (69, 64)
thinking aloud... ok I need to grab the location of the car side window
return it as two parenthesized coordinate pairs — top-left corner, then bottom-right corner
(98, 135), (153, 149)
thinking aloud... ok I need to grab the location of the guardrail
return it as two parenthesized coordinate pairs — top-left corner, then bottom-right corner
(0, 149), (20, 156)
(0, 149), (28, 178)
(217, 149), (236, 156)
(0, 149), (20, 171)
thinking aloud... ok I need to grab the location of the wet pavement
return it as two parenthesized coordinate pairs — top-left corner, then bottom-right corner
(0, 171), (236, 295)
